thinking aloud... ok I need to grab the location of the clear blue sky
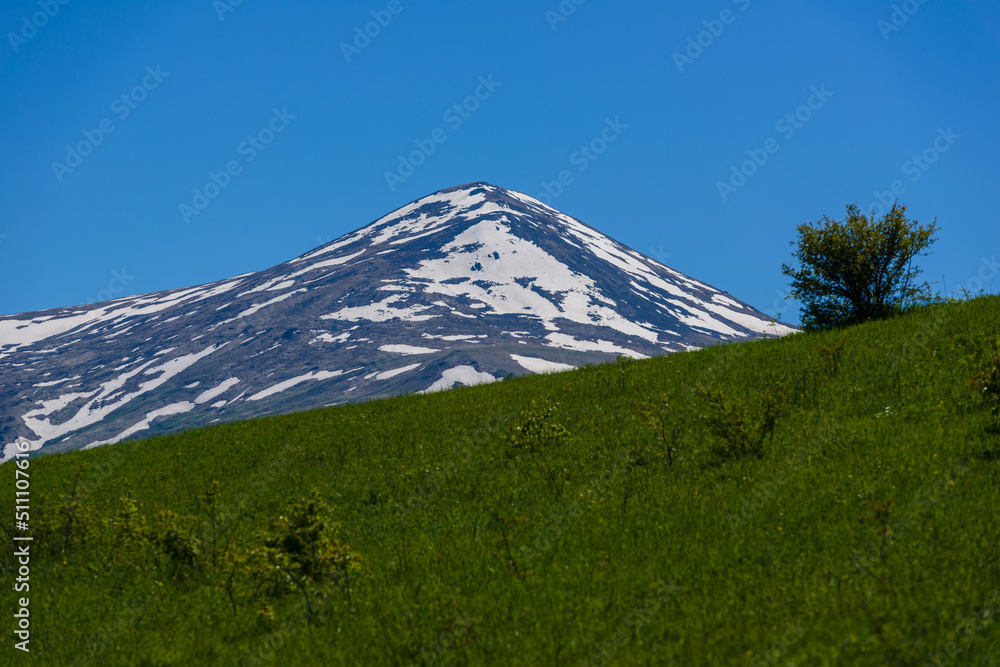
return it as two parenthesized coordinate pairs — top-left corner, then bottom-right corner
(2, 0), (998, 323)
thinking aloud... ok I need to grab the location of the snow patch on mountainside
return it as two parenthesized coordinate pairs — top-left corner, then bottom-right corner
(700, 300), (797, 336)
(321, 295), (438, 323)
(83, 401), (196, 450)
(379, 344), (440, 355)
(544, 333), (649, 358)
(312, 331), (351, 344)
(247, 370), (345, 402)
(372, 363), (422, 380)
(288, 251), (366, 278)
(195, 378), (241, 404)
(239, 276), (296, 297)
(213, 289), (307, 328)
(510, 354), (576, 374)
(420, 365), (496, 393)
(33, 376), (75, 388)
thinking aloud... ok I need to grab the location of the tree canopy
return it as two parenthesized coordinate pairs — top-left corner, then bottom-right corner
(782, 203), (938, 329)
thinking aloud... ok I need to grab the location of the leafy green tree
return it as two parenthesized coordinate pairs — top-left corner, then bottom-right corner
(782, 203), (938, 329)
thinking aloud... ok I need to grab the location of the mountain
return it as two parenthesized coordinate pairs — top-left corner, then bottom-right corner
(0, 183), (795, 461)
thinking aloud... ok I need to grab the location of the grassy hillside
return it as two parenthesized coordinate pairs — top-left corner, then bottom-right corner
(3, 296), (999, 666)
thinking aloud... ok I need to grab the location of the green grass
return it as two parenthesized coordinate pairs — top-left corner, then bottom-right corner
(4, 296), (1000, 666)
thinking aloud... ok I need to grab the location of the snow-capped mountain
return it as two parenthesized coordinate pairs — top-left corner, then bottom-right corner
(0, 183), (795, 461)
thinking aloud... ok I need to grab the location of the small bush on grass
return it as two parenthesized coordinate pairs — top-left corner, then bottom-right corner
(508, 397), (571, 485)
(693, 381), (786, 460)
(244, 490), (363, 620)
(632, 395), (679, 466)
(970, 341), (1000, 416)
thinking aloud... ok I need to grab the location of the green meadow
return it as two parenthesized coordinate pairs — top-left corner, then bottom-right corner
(3, 296), (999, 665)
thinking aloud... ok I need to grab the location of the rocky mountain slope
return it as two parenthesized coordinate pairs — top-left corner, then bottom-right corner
(0, 183), (795, 460)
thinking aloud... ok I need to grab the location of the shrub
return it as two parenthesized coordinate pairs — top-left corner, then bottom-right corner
(633, 395), (679, 466)
(693, 382), (785, 460)
(148, 509), (203, 576)
(970, 342), (1000, 416)
(32, 465), (98, 557)
(782, 202), (938, 329)
(247, 491), (363, 618)
(508, 397), (570, 482)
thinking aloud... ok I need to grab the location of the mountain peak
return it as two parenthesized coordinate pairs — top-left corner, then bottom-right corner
(440, 181), (497, 192)
(293, 182), (545, 261)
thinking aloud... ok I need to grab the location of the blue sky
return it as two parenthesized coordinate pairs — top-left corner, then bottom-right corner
(1, 0), (998, 323)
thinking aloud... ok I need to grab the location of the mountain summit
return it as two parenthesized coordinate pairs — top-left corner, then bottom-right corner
(0, 183), (795, 460)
